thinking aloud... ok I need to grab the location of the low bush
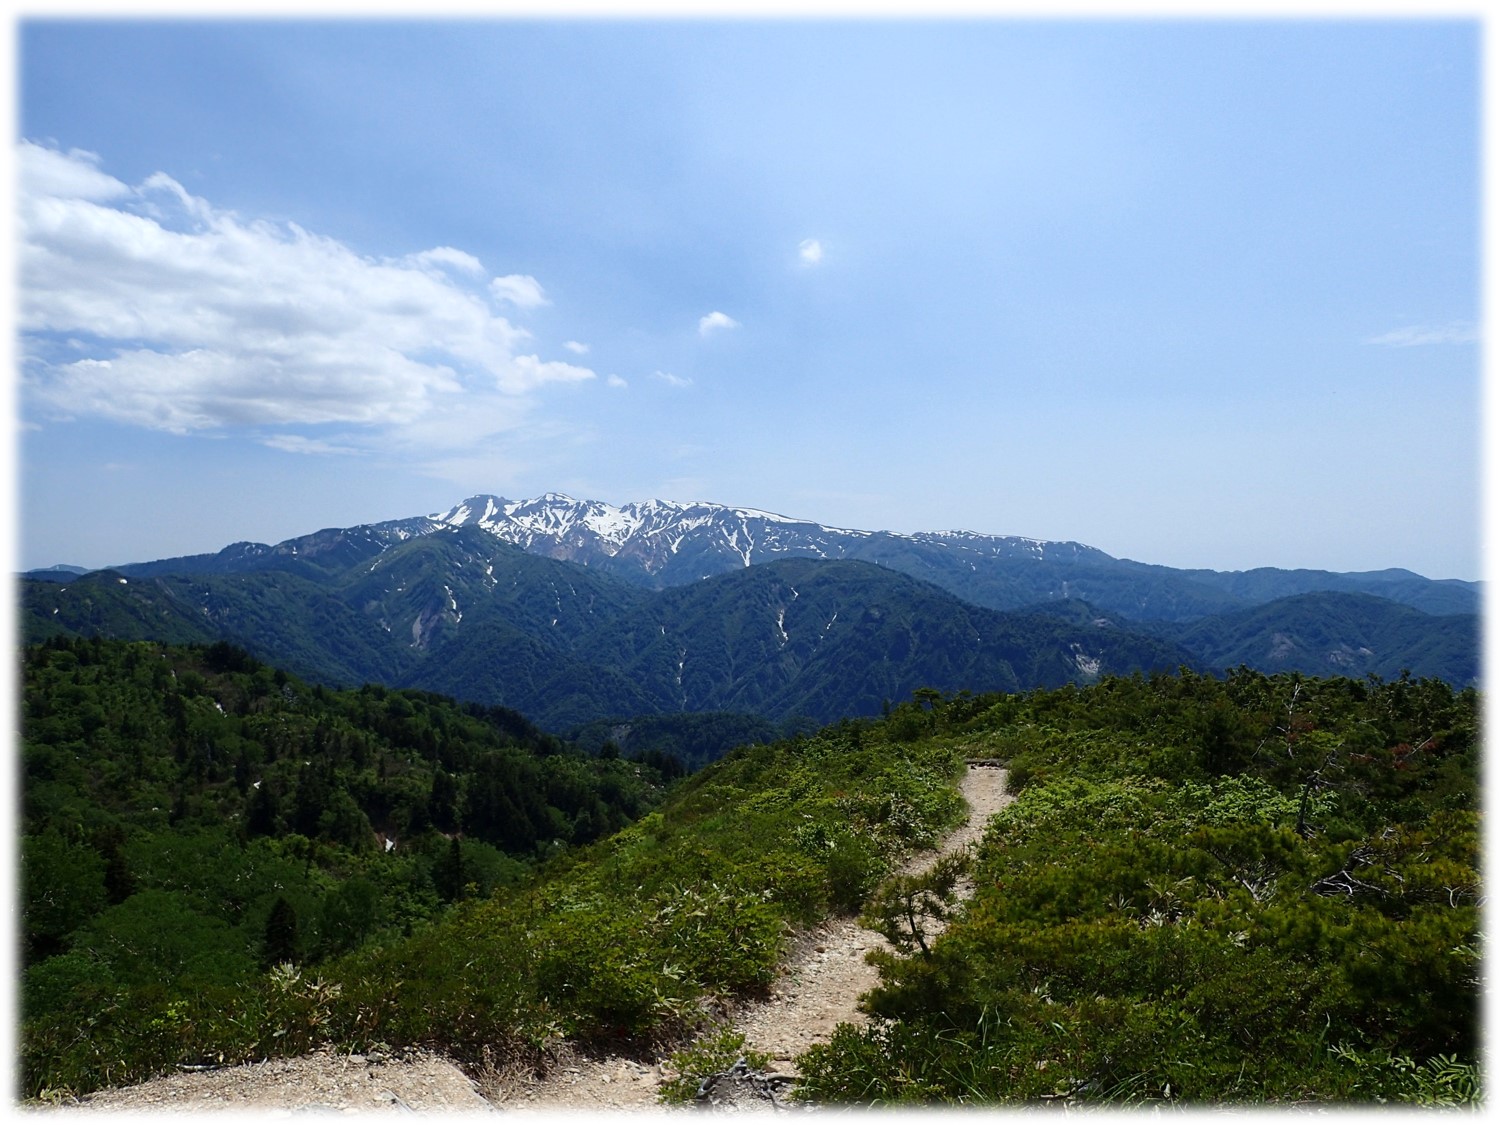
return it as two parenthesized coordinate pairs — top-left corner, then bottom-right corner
(795, 671), (1481, 1107)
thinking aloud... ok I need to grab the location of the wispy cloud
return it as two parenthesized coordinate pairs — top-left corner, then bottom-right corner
(16, 140), (595, 447)
(408, 246), (486, 277)
(1364, 321), (1479, 347)
(798, 238), (824, 266)
(698, 310), (740, 336)
(490, 274), (550, 309)
(260, 434), (361, 456)
(563, 340), (591, 355)
(653, 370), (693, 388)
(606, 374), (629, 389)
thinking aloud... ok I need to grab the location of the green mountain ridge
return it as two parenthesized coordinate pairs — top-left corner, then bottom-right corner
(23, 500), (1475, 725)
(22, 530), (1205, 730)
(1157, 590), (1479, 685)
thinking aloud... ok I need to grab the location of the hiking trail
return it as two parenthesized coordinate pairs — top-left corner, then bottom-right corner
(48, 766), (1011, 1115)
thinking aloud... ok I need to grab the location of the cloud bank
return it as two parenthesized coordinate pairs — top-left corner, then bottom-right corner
(17, 140), (594, 446)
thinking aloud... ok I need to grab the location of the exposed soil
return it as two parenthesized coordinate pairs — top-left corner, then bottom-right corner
(32, 766), (1010, 1116)
(32, 1046), (496, 1115)
(730, 762), (1011, 1073)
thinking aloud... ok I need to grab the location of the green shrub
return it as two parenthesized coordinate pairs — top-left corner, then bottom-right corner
(799, 673), (1481, 1106)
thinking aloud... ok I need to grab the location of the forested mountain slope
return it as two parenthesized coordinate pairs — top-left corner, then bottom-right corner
(407, 557), (1195, 727)
(23, 499), (1479, 735)
(22, 533), (1199, 730)
(1031, 591), (1481, 688)
(42, 493), (1476, 623)
(1155, 591), (1479, 686)
(20, 636), (680, 1096)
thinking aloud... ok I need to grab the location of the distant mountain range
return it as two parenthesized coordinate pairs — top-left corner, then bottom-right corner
(427, 493), (1480, 620)
(22, 494), (1480, 733)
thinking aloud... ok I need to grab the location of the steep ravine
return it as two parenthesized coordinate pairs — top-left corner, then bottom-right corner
(46, 767), (1011, 1115)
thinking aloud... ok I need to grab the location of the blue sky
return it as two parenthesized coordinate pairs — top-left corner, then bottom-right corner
(13, 16), (1481, 579)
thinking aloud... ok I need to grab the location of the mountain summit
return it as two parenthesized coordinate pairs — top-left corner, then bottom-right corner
(426, 493), (1478, 624)
(430, 493), (1104, 589)
(22, 492), (1480, 723)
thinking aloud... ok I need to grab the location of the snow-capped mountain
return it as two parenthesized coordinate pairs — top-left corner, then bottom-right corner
(419, 492), (1480, 621)
(430, 492), (1107, 589)
(24, 492), (1481, 724)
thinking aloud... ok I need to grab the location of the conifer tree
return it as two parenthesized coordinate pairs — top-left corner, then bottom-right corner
(262, 895), (299, 968)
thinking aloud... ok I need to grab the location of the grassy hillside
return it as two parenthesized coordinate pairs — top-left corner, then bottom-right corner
(20, 639), (968, 1098)
(21, 645), (1479, 1107)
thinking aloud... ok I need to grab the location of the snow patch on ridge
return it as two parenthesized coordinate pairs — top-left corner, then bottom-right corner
(427, 492), (1089, 579)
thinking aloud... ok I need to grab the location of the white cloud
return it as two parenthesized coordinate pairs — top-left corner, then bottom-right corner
(653, 370), (693, 388)
(506, 355), (595, 394)
(417, 451), (527, 489)
(17, 140), (596, 446)
(39, 347), (458, 432)
(490, 274), (550, 309)
(261, 434), (361, 456)
(607, 374), (629, 389)
(395, 394), (536, 453)
(1364, 322), (1478, 347)
(407, 246), (486, 276)
(798, 238), (824, 266)
(19, 140), (130, 202)
(563, 340), (591, 355)
(698, 310), (739, 336)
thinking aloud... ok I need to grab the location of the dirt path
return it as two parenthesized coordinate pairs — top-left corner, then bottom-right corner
(730, 763), (1011, 1072)
(488, 763), (1012, 1113)
(38, 766), (1010, 1116)
(39, 1047), (497, 1114)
